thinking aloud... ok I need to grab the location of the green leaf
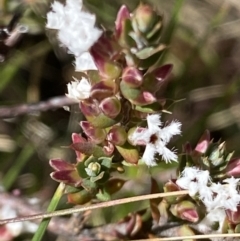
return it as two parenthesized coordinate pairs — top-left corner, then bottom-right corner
(135, 102), (162, 113)
(76, 161), (88, 178)
(99, 157), (112, 169)
(71, 142), (108, 158)
(116, 142), (139, 164)
(90, 171), (105, 182)
(96, 188), (111, 201)
(81, 179), (97, 192)
(135, 44), (166, 59)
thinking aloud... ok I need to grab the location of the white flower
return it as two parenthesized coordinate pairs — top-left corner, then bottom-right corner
(66, 77), (91, 101)
(130, 114), (181, 166)
(46, 0), (102, 70)
(176, 167), (210, 196)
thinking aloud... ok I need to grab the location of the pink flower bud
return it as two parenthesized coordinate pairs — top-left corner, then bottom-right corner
(133, 4), (158, 34)
(194, 130), (210, 154)
(49, 159), (74, 171)
(120, 80), (156, 106)
(170, 200), (199, 223)
(122, 67), (143, 88)
(115, 5), (130, 38)
(80, 100), (100, 117)
(80, 121), (107, 144)
(51, 169), (81, 186)
(71, 133), (87, 162)
(152, 64), (173, 83)
(90, 80), (117, 100)
(107, 126), (127, 146)
(99, 96), (121, 118)
(90, 48), (121, 80)
(226, 158), (240, 177)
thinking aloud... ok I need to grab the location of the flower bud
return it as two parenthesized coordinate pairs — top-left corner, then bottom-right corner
(107, 126), (127, 146)
(80, 101), (118, 128)
(90, 80), (117, 101)
(120, 80), (156, 106)
(115, 5), (135, 48)
(50, 158), (75, 171)
(122, 67), (143, 88)
(71, 133), (87, 162)
(170, 200), (199, 223)
(67, 189), (92, 205)
(99, 96), (121, 118)
(194, 130), (210, 154)
(152, 64), (173, 82)
(85, 162), (101, 177)
(80, 100), (100, 117)
(105, 178), (126, 194)
(80, 121), (107, 144)
(90, 48), (121, 80)
(163, 180), (182, 204)
(115, 5), (130, 38)
(49, 159), (82, 186)
(226, 158), (240, 177)
(133, 4), (159, 34)
(51, 169), (81, 186)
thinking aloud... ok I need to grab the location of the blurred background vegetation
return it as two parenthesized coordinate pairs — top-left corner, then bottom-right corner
(0, 0), (240, 239)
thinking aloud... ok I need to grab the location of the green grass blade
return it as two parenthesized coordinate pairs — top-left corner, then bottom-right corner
(2, 144), (35, 190)
(32, 182), (65, 241)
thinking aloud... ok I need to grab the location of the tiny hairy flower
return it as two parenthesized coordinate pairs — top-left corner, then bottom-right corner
(130, 114), (181, 166)
(46, 0), (102, 71)
(176, 167), (211, 196)
(66, 77), (91, 101)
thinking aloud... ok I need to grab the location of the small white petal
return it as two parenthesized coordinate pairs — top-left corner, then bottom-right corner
(160, 121), (181, 143)
(75, 53), (97, 71)
(142, 143), (157, 166)
(160, 146), (178, 163)
(146, 114), (162, 132)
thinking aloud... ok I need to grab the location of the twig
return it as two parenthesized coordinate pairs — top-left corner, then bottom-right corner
(0, 96), (76, 118)
(0, 190), (188, 225)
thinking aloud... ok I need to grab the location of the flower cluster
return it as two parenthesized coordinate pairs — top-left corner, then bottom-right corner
(47, 0), (181, 205)
(177, 167), (240, 212)
(46, 0), (240, 239)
